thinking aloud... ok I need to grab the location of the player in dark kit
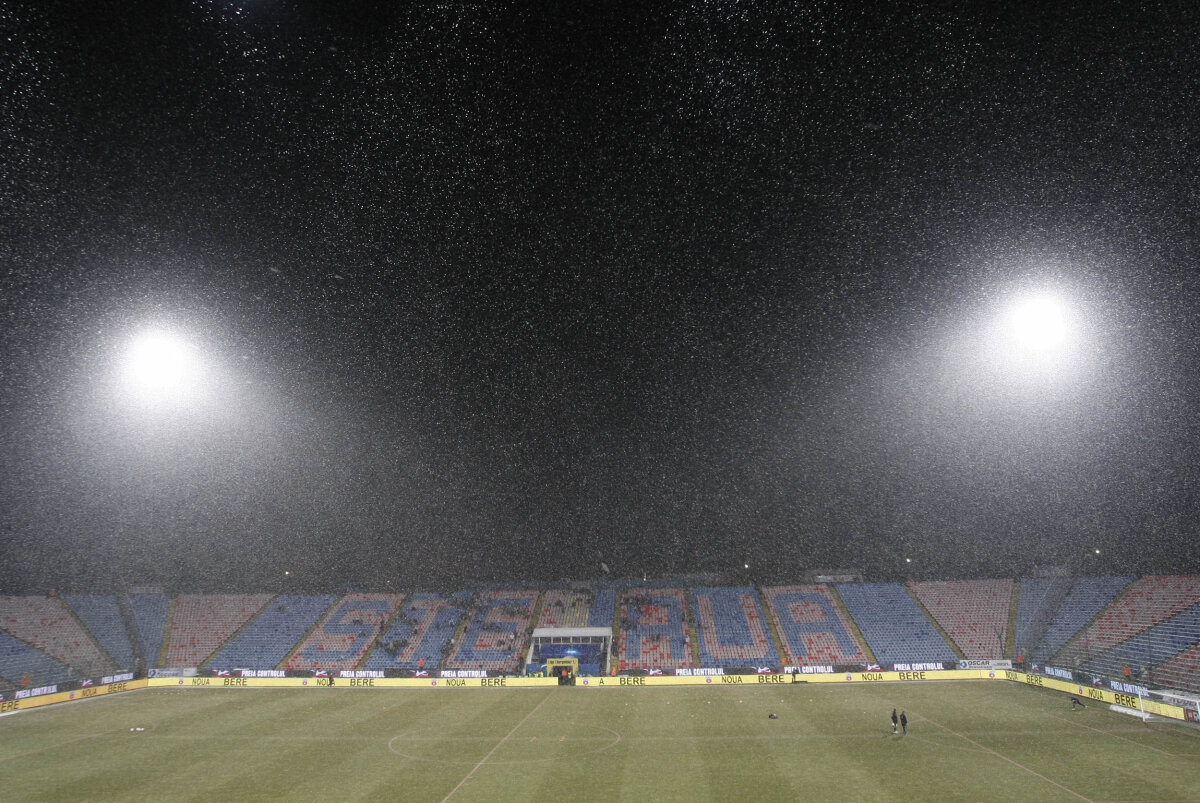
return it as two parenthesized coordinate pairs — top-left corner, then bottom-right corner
(891, 708), (898, 734)
(899, 711), (907, 735)
(1071, 697), (1085, 709)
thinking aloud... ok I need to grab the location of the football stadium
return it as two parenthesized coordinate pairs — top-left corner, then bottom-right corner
(2, 578), (1200, 800)
(7, 2), (1200, 801)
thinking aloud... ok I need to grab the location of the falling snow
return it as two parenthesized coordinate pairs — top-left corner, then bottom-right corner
(2, 1), (1200, 591)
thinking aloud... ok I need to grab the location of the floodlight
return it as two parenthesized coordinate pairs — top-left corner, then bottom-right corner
(1008, 293), (1069, 351)
(121, 330), (201, 404)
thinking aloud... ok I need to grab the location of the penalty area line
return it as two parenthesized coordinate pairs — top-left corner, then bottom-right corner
(1050, 713), (1189, 758)
(441, 690), (556, 803)
(919, 713), (1095, 802)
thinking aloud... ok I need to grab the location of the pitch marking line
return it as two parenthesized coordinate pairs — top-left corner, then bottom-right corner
(387, 726), (620, 764)
(1050, 714), (1196, 758)
(0, 729), (114, 763)
(441, 690), (556, 802)
(919, 713), (1095, 802)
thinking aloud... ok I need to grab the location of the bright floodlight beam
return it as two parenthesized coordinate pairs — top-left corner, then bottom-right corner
(979, 288), (1085, 387)
(1007, 293), (1069, 352)
(122, 331), (200, 404)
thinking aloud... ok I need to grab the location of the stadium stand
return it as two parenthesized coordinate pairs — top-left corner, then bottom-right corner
(445, 590), (538, 673)
(0, 631), (79, 687)
(1150, 642), (1200, 693)
(587, 586), (616, 627)
(0, 596), (115, 678)
(1032, 576), (1133, 662)
(207, 594), (339, 670)
(1054, 576), (1200, 668)
(128, 592), (169, 669)
(162, 594), (273, 667)
(285, 593), (404, 672)
(1081, 600), (1200, 682)
(835, 583), (957, 666)
(0, 577), (1195, 693)
(60, 594), (136, 671)
(536, 589), (592, 628)
(691, 586), (780, 667)
(617, 588), (694, 672)
(908, 579), (1012, 660)
(1013, 577), (1072, 661)
(363, 592), (471, 671)
(761, 585), (865, 666)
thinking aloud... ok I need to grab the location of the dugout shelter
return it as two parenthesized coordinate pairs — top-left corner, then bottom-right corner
(528, 627), (612, 678)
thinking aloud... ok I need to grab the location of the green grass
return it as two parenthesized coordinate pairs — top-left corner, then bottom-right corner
(2, 682), (1199, 802)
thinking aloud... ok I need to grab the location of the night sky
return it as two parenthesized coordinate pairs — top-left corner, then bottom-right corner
(3, 1), (1199, 592)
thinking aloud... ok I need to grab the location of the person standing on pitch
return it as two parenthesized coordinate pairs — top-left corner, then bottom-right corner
(900, 711), (908, 735)
(891, 708), (898, 734)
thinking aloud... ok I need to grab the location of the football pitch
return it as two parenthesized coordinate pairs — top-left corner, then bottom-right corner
(3, 682), (1199, 802)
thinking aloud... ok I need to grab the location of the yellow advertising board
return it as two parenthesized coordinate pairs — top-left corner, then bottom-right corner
(7, 670), (1187, 724)
(1002, 670), (1185, 719)
(576, 669), (996, 687)
(0, 678), (147, 714)
(146, 675), (559, 690)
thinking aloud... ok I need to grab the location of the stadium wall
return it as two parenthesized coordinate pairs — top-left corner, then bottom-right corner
(5, 670), (1191, 723)
(141, 664), (1184, 722)
(0, 678), (147, 714)
(1004, 669), (1186, 719)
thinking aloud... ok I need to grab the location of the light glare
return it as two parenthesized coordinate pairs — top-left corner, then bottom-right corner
(1008, 294), (1069, 351)
(122, 331), (200, 404)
